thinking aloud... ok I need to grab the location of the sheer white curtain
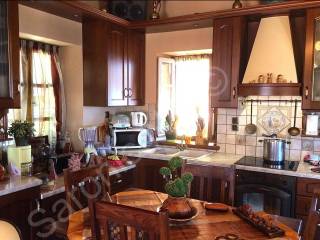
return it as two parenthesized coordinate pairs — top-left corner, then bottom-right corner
(174, 55), (210, 137)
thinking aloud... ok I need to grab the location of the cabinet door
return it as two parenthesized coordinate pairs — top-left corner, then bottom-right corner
(211, 17), (243, 108)
(302, 8), (320, 110)
(83, 19), (108, 106)
(107, 25), (128, 106)
(0, 1), (19, 109)
(127, 30), (145, 106)
(135, 158), (167, 192)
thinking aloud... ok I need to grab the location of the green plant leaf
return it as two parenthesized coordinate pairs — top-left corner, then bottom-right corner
(159, 167), (171, 177)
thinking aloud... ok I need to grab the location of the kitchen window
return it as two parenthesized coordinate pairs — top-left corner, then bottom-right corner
(157, 54), (211, 138)
(8, 40), (66, 145)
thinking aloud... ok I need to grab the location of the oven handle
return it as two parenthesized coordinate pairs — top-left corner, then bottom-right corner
(236, 184), (291, 200)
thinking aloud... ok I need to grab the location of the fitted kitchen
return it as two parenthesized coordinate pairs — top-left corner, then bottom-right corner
(1, 0), (320, 240)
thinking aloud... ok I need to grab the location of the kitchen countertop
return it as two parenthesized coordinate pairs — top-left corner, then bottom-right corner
(0, 175), (42, 197)
(40, 163), (136, 199)
(120, 146), (320, 180)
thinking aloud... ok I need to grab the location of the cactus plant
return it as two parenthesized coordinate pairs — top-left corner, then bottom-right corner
(160, 156), (193, 198)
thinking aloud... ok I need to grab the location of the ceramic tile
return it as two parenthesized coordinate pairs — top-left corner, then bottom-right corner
(217, 124), (227, 134)
(301, 150), (312, 161)
(226, 134), (236, 144)
(302, 139), (314, 151)
(314, 140), (320, 152)
(245, 146), (256, 157)
(217, 134), (226, 144)
(218, 109), (227, 115)
(236, 145), (245, 155)
(235, 135), (246, 145)
(256, 146), (263, 157)
(217, 115), (227, 125)
(226, 144), (235, 154)
(226, 109), (237, 115)
(239, 116), (247, 125)
(289, 150), (301, 161)
(246, 136), (257, 146)
(227, 115), (236, 125)
(217, 144), (226, 153)
(227, 125), (236, 134)
(290, 139), (301, 150)
(257, 137), (264, 146)
(246, 116), (257, 124)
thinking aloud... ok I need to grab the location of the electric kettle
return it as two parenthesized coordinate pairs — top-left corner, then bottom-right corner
(131, 112), (148, 127)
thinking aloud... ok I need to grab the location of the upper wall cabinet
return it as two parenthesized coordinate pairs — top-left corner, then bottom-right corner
(0, 1), (20, 109)
(83, 19), (145, 107)
(302, 8), (320, 110)
(211, 17), (243, 108)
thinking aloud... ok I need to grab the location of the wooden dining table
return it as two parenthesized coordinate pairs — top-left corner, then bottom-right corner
(67, 190), (299, 240)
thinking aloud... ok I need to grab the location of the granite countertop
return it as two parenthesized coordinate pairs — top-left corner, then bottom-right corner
(40, 163), (136, 199)
(0, 175), (42, 197)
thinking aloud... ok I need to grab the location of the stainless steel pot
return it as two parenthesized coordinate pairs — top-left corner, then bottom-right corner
(259, 138), (290, 162)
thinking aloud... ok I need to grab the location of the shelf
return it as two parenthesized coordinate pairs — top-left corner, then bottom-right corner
(238, 83), (301, 96)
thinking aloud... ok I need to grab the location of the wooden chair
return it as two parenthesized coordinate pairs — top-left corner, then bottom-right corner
(303, 188), (320, 240)
(89, 199), (169, 240)
(182, 163), (235, 205)
(44, 164), (111, 240)
(64, 163), (111, 211)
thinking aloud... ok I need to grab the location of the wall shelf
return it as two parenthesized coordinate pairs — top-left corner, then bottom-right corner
(238, 83), (301, 96)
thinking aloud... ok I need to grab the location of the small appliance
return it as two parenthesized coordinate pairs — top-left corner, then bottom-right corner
(111, 128), (148, 150)
(78, 126), (97, 163)
(131, 112), (148, 127)
(7, 145), (32, 173)
(111, 114), (131, 129)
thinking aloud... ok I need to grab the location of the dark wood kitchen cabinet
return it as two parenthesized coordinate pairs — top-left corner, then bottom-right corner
(0, 1), (20, 109)
(302, 8), (320, 110)
(83, 19), (145, 107)
(134, 158), (167, 192)
(0, 186), (40, 240)
(211, 17), (243, 108)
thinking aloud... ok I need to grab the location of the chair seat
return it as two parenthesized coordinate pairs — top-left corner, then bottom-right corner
(271, 215), (303, 235)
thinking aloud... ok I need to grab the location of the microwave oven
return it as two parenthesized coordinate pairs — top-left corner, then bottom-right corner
(111, 128), (148, 149)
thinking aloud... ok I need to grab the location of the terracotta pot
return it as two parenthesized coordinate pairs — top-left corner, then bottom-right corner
(160, 196), (193, 219)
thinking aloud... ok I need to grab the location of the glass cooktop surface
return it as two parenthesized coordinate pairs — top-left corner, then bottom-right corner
(235, 156), (299, 171)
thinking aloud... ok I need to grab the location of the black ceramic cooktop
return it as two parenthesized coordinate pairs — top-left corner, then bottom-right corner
(235, 156), (299, 172)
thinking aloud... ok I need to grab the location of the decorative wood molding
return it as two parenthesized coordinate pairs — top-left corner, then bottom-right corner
(238, 83), (302, 96)
(19, 0), (320, 33)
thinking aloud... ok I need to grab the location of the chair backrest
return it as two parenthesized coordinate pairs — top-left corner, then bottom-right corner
(182, 163), (235, 205)
(0, 219), (21, 240)
(64, 164), (111, 212)
(303, 189), (320, 240)
(89, 199), (169, 240)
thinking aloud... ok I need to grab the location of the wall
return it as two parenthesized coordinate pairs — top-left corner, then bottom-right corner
(19, 5), (84, 151)
(216, 96), (320, 161)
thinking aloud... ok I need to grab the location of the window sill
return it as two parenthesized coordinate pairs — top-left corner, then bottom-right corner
(157, 140), (220, 151)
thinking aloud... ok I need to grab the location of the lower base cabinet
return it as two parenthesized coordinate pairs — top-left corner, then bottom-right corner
(110, 168), (135, 194)
(0, 186), (40, 240)
(134, 158), (168, 193)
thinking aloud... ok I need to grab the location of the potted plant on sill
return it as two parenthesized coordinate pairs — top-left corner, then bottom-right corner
(159, 156), (194, 219)
(8, 120), (35, 147)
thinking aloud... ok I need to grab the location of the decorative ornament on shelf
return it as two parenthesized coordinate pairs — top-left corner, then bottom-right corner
(195, 112), (205, 145)
(151, 0), (161, 20)
(68, 153), (83, 171)
(232, 0), (243, 9)
(159, 157), (194, 219)
(8, 120), (35, 146)
(164, 110), (178, 140)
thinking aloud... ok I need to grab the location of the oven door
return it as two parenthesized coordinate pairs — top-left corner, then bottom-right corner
(235, 184), (293, 217)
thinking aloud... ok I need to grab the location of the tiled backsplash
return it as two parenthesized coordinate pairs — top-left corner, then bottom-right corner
(216, 96), (319, 161)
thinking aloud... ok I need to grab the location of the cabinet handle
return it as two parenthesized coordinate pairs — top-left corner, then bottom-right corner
(305, 87), (309, 99)
(232, 87), (236, 99)
(128, 88), (133, 97)
(124, 88), (128, 97)
(115, 179), (123, 184)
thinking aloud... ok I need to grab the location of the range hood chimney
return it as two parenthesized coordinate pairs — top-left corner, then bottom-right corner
(243, 16), (298, 84)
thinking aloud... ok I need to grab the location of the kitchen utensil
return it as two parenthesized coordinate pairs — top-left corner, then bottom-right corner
(288, 100), (300, 136)
(259, 137), (290, 163)
(131, 112), (148, 127)
(245, 100), (257, 134)
(111, 114), (131, 129)
(78, 126), (97, 163)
